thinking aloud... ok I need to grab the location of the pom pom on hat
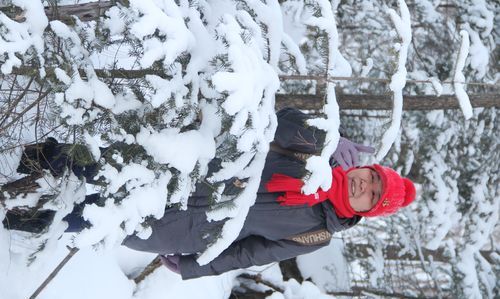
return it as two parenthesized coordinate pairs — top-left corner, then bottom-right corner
(402, 178), (416, 207)
(356, 164), (416, 217)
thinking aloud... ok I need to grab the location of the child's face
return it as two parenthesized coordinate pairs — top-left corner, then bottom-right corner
(347, 168), (383, 212)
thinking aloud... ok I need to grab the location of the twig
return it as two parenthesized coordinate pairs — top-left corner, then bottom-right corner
(133, 256), (162, 284)
(29, 247), (80, 299)
(237, 273), (284, 293)
(0, 88), (52, 134)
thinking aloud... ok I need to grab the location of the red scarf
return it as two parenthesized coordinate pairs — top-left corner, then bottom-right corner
(265, 166), (357, 218)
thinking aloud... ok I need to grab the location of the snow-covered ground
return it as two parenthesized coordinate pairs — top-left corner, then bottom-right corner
(0, 231), (347, 299)
(0, 231), (233, 298)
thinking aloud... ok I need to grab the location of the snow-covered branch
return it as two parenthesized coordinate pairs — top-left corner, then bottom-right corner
(375, 0), (412, 161)
(0, 0), (47, 75)
(196, 14), (280, 265)
(301, 0), (351, 194)
(452, 30), (472, 120)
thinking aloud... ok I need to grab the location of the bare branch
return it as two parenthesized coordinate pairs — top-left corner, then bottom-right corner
(133, 256), (162, 284)
(0, 76), (36, 128)
(237, 273), (284, 293)
(0, 88), (52, 134)
(29, 248), (80, 299)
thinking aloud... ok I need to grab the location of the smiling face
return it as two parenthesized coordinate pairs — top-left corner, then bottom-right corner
(347, 168), (383, 212)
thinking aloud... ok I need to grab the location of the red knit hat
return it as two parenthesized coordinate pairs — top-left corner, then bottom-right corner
(355, 164), (416, 217)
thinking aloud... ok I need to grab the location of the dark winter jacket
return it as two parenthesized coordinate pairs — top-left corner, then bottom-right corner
(123, 108), (361, 279)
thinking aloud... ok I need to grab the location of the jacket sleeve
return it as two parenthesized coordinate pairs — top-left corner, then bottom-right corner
(179, 235), (324, 279)
(274, 108), (326, 154)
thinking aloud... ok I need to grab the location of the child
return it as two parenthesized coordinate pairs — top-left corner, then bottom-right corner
(5, 108), (415, 280)
(122, 108), (416, 279)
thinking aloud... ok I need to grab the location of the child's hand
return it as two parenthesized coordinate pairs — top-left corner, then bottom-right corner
(160, 255), (181, 274)
(332, 137), (375, 170)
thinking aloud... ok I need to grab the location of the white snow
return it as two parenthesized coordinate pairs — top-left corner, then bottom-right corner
(194, 11), (280, 264)
(103, 6), (126, 36)
(137, 127), (216, 174)
(462, 1), (494, 79)
(200, 154), (267, 264)
(110, 92), (142, 115)
(239, 0), (283, 69)
(360, 58), (373, 77)
(280, 279), (335, 299)
(281, 33), (307, 74)
(375, 0), (412, 161)
(430, 77), (443, 96)
(0, 0), (498, 298)
(300, 0), (350, 194)
(211, 15), (279, 116)
(146, 72), (188, 108)
(129, 0), (195, 68)
(0, 0), (47, 75)
(0, 233), (237, 299)
(297, 239), (350, 292)
(75, 170), (172, 248)
(453, 30), (473, 120)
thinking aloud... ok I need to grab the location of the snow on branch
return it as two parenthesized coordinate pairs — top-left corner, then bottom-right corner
(281, 33), (307, 74)
(453, 30), (473, 120)
(375, 0), (412, 161)
(239, 0), (283, 68)
(455, 175), (499, 298)
(196, 14), (280, 265)
(0, 0), (48, 76)
(303, 0), (351, 78)
(129, 0), (194, 68)
(300, 0), (351, 194)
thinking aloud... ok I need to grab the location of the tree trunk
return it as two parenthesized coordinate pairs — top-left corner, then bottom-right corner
(229, 290), (272, 299)
(0, 1), (119, 24)
(278, 258), (303, 283)
(345, 243), (496, 264)
(328, 287), (438, 299)
(237, 274), (284, 293)
(276, 93), (500, 111)
(11, 66), (171, 81)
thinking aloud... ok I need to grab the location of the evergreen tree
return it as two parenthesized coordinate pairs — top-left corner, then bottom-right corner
(0, 1), (497, 297)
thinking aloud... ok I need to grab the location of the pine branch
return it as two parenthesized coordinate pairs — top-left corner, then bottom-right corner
(0, 87), (53, 134)
(0, 76), (35, 129)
